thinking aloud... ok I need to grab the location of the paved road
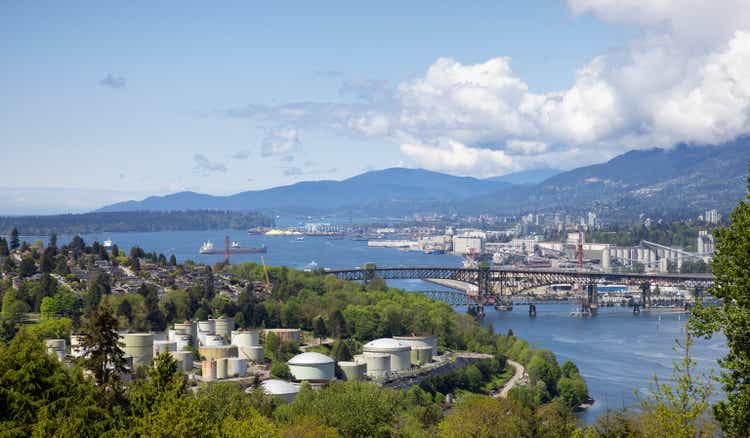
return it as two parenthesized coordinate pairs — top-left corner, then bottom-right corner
(497, 359), (525, 398)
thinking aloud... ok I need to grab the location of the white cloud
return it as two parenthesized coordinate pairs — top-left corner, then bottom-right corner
(224, 1), (750, 176)
(261, 128), (300, 157)
(193, 154), (227, 176)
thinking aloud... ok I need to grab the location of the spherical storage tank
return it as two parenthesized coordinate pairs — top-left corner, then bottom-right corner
(122, 333), (154, 367)
(259, 379), (299, 403)
(337, 361), (366, 381)
(363, 338), (411, 371)
(287, 352), (335, 382)
(394, 334), (438, 356)
(363, 352), (390, 378)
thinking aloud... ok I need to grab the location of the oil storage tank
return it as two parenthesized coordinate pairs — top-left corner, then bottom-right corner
(287, 352), (335, 382)
(199, 345), (238, 361)
(227, 357), (248, 377)
(153, 340), (176, 356)
(362, 352), (390, 378)
(45, 339), (66, 361)
(337, 361), (366, 381)
(411, 345), (433, 365)
(393, 334), (438, 356)
(216, 358), (228, 379)
(122, 333), (154, 367)
(263, 328), (301, 343)
(212, 317), (234, 339)
(363, 338), (411, 371)
(259, 379), (299, 403)
(170, 350), (193, 372)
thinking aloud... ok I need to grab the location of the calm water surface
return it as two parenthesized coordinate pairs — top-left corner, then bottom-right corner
(48, 229), (725, 423)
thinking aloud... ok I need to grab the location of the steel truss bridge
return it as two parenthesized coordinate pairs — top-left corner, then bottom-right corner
(327, 265), (715, 316)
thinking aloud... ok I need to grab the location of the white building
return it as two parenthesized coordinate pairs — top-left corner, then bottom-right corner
(452, 232), (485, 254)
(705, 209), (721, 224)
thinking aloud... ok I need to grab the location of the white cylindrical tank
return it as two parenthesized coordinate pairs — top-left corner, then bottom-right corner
(260, 379), (299, 403)
(204, 335), (226, 346)
(240, 345), (264, 362)
(363, 352), (390, 378)
(70, 334), (87, 358)
(411, 346), (433, 365)
(122, 333), (154, 367)
(393, 335), (438, 356)
(199, 345), (238, 361)
(46, 339), (66, 361)
(175, 334), (192, 351)
(287, 352), (335, 382)
(216, 357), (228, 379)
(263, 328), (301, 343)
(153, 340), (176, 356)
(227, 357), (247, 377)
(213, 317), (234, 339)
(170, 350), (193, 372)
(231, 329), (259, 347)
(337, 361), (366, 381)
(602, 248), (611, 270)
(363, 338), (411, 372)
(202, 360), (217, 382)
(197, 320), (215, 346)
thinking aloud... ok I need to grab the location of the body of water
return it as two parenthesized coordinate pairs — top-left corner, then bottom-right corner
(46, 229), (726, 423)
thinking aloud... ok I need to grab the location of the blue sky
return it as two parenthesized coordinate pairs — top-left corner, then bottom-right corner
(2, 1), (749, 213)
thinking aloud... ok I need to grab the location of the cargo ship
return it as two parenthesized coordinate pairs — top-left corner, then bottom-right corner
(199, 237), (267, 255)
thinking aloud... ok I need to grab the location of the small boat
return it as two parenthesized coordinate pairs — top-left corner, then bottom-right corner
(200, 238), (267, 254)
(293, 236), (305, 241)
(103, 239), (113, 248)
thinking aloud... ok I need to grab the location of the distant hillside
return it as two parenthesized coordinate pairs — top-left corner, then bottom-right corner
(0, 211), (273, 235)
(485, 168), (562, 185)
(466, 139), (750, 220)
(98, 168), (511, 214)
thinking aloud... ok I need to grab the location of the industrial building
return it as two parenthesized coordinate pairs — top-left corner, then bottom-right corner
(363, 338), (412, 372)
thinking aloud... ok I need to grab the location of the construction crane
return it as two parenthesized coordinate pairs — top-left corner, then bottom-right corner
(261, 255), (271, 292)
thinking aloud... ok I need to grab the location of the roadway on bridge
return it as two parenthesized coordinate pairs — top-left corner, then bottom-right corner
(423, 278), (476, 292)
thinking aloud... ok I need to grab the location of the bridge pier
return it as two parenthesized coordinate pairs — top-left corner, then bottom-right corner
(528, 303), (537, 317)
(581, 284), (598, 316)
(641, 282), (652, 310)
(363, 263), (376, 285)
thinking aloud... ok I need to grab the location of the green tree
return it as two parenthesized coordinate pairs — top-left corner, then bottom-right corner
(169, 254), (177, 266)
(80, 304), (128, 395)
(271, 362), (293, 380)
(438, 395), (533, 438)
(313, 316), (327, 342)
(18, 255), (37, 278)
(690, 169), (750, 437)
(637, 335), (714, 438)
(40, 287), (79, 319)
(0, 237), (9, 256)
(10, 227), (19, 250)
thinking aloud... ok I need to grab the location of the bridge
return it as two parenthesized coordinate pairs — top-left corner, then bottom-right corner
(327, 264), (715, 317)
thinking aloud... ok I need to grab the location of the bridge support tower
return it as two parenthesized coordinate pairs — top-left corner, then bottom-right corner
(363, 263), (377, 285)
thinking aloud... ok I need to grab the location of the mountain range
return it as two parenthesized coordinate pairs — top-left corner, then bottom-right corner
(99, 139), (750, 221)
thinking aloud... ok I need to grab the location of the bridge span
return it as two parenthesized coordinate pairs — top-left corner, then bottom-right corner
(327, 264), (714, 317)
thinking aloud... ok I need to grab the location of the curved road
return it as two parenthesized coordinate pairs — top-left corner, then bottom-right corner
(497, 359), (525, 398)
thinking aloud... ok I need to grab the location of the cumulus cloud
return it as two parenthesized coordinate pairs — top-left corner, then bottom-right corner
(261, 128), (300, 157)
(193, 154), (227, 176)
(222, 0), (750, 176)
(99, 73), (126, 89)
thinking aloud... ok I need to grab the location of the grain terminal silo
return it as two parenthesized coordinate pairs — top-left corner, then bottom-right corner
(121, 333), (154, 367)
(337, 361), (366, 381)
(393, 334), (438, 356)
(287, 352), (335, 382)
(259, 379), (299, 403)
(363, 338), (411, 371)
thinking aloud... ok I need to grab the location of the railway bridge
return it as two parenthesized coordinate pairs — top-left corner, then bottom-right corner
(327, 264), (715, 317)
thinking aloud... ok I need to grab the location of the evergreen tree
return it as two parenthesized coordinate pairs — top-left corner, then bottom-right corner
(313, 316), (327, 342)
(9, 227), (19, 250)
(48, 232), (57, 249)
(80, 304), (127, 395)
(18, 255), (37, 278)
(169, 254), (177, 266)
(0, 237), (9, 256)
(690, 165), (750, 436)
